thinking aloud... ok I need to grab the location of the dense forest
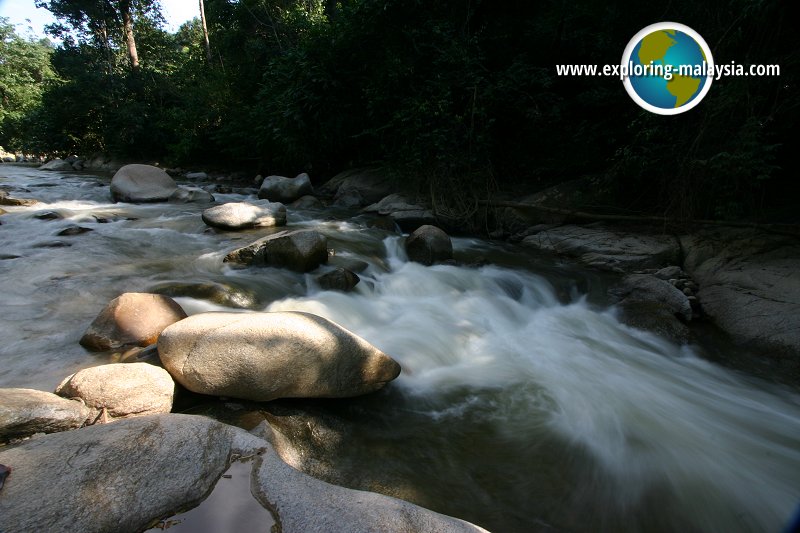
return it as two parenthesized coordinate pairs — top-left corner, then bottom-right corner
(0, 0), (796, 224)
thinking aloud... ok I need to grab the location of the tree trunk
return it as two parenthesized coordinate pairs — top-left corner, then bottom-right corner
(119, 0), (140, 71)
(199, 0), (212, 64)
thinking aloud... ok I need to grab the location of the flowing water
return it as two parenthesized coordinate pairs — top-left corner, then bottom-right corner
(1, 164), (799, 532)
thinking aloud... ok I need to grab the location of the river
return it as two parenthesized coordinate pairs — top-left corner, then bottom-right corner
(1, 164), (798, 532)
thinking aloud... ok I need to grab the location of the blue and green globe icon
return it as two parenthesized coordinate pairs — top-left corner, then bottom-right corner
(622, 22), (714, 115)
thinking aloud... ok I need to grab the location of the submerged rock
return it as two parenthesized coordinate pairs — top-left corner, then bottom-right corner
(0, 189), (38, 207)
(168, 186), (215, 204)
(224, 229), (328, 272)
(609, 274), (692, 344)
(0, 388), (91, 443)
(80, 293), (188, 352)
(57, 225), (93, 236)
(258, 173), (313, 203)
(110, 164), (178, 203)
(0, 414), (266, 533)
(150, 281), (260, 309)
(55, 363), (175, 420)
(405, 225), (453, 266)
(158, 311), (401, 401)
(202, 201), (286, 230)
(522, 225), (681, 272)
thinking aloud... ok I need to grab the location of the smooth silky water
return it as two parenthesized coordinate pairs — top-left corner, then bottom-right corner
(1, 165), (798, 532)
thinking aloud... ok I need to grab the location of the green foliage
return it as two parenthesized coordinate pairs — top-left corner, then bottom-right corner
(0, 19), (57, 151)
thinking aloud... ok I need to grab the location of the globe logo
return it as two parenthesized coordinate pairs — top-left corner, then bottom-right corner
(621, 22), (714, 115)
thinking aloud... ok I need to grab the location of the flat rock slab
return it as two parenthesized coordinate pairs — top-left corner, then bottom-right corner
(522, 225), (680, 272)
(0, 388), (90, 443)
(0, 414), (266, 533)
(252, 444), (490, 533)
(681, 228), (800, 354)
(158, 311), (401, 401)
(224, 229), (328, 272)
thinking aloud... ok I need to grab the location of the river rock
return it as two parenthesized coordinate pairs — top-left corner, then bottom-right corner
(681, 228), (800, 355)
(522, 225), (681, 272)
(168, 186), (215, 203)
(608, 274), (692, 343)
(316, 267), (360, 292)
(150, 281), (260, 309)
(258, 173), (313, 203)
(0, 414), (266, 533)
(57, 225), (93, 236)
(252, 440), (489, 533)
(654, 265), (685, 280)
(364, 194), (435, 232)
(290, 195), (323, 209)
(224, 229), (328, 272)
(0, 388), (91, 443)
(185, 171), (208, 180)
(0, 189), (38, 206)
(202, 201), (286, 230)
(55, 363), (175, 420)
(79, 293), (188, 352)
(405, 225), (453, 266)
(318, 168), (395, 206)
(110, 164), (178, 203)
(39, 159), (72, 171)
(157, 311), (401, 401)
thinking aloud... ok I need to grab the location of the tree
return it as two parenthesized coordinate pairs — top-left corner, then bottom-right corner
(199, 0), (211, 64)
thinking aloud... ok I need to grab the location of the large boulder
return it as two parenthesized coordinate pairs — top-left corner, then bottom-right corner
(39, 159), (72, 171)
(258, 173), (313, 203)
(522, 225), (681, 272)
(110, 164), (178, 203)
(364, 194), (435, 232)
(55, 363), (175, 420)
(157, 311), (401, 401)
(0, 388), (91, 443)
(0, 414), (266, 533)
(318, 168), (396, 207)
(202, 201), (286, 231)
(79, 293), (188, 352)
(316, 267), (360, 292)
(405, 225), (453, 266)
(608, 274), (692, 343)
(681, 228), (800, 355)
(224, 229), (328, 272)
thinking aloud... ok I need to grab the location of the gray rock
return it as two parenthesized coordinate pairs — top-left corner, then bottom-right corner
(38, 159), (72, 171)
(654, 265), (685, 280)
(0, 388), (90, 443)
(57, 225), (93, 236)
(150, 281), (260, 309)
(522, 225), (680, 272)
(290, 195), (323, 209)
(80, 293), (188, 352)
(252, 438), (489, 533)
(224, 229), (328, 272)
(609, 274), (692, 344)
(202, 202), (286, 230)
(364, 194), (435, 232)
(157, 311), (401, 401)
(0, 189), (38, 206)
(55, 363), (175, 420)
(316, 268), (360, 292)
(71, 159), (84, 171)
(185, 171), (208, 180)
(681, 229), (800, 354)
(168, 186), (215, 203)
(609, 274), (692, 322)
(254, 174), (264, 186)
(319, 168), (396, 206)
(0, 414), (266, 533)
(110, 164), (178, 203)
(405, 225), (453, 266)
(258, 173), (313, 203)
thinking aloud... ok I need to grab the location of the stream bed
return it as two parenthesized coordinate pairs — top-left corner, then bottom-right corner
(1, 164), (799, 532)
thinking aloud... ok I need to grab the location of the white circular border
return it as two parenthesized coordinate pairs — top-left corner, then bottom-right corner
(621, 22), (714, 115)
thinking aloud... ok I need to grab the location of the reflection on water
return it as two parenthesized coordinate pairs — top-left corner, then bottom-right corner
(1, 164), (799, 532)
